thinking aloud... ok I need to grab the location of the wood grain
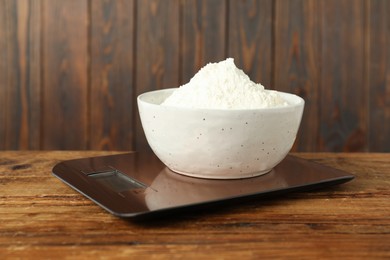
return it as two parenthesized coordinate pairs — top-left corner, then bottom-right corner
(135, 0), (180, 152)
(0, 1), (389, 152)
(181, 0), (227, 84)
(41, 0), (89, 150)
(0, 0), (7, 148)
(274, 0), (320, 152)
(0, 0), (41, 150)
(90, 0), (135, 150)
(228, 0), (273, 87)
(319, 0), (367, 152)
(0, 151), (389, 258)
(367, 0), (390, 152)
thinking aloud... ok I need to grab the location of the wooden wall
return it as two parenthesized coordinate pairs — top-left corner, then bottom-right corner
(0, 0), (389, 152)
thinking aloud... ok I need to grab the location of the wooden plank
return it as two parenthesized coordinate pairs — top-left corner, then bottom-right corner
(274, 0), (320, 152)
(135, 0), (180, 151)
(0, 152), (389, 258)
(90, 0), (135, 150)
(319, 0), (367, 152)
(41, 0), (89, 150)
(228, 0), (273, 88)
(367, 0), (390, 152)
(0, 0), (41, 149)
(181, 0), (226, 84)
(0, 0), (6, 148)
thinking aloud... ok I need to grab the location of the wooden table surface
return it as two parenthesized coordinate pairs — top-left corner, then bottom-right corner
(1, 151), (389, 259)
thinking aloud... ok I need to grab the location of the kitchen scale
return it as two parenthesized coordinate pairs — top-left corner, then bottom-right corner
(52, 152), (354, 218)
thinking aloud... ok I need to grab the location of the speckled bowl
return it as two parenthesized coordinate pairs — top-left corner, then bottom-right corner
(137, 88), (304, 179)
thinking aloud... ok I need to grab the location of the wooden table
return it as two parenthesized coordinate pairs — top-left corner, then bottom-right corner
(1, 151), (389, 259)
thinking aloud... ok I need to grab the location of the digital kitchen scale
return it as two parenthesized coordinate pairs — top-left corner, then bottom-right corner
(52, 153), (354, 218)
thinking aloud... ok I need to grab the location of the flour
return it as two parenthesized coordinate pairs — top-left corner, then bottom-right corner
(161, 58), (288, 109)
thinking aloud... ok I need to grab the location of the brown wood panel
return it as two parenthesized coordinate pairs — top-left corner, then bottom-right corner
(0, 0), (389, 152)
(368, 0), (390, 152)
(0, 0), (7, 148)
(41, 0), (89, 150)
(228, 0), (273, 88)
(319, 0), (367, 152)
(181, 0), (227, 84)
(90, 0), (135, 150)
(135, 0), (180, 151)
(274, 0), (320, 152)
(0, 0), (41, 150)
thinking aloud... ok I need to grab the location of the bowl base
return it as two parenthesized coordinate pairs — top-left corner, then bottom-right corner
(168, 167), (272, 180)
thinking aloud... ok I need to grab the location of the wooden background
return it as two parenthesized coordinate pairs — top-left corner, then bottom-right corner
(0, 0), (389, 152)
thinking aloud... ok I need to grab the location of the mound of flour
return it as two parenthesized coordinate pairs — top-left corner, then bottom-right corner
(161, 58), (288, 109)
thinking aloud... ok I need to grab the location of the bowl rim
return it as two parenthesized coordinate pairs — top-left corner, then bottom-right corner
(138, 88), (304, 112)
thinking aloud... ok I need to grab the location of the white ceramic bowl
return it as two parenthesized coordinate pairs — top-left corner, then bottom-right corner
(137, 88), (304, 179)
